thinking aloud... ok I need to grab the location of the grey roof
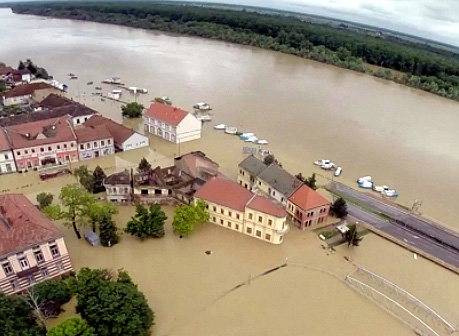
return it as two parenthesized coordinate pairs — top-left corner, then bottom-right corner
(257, 164), (302, 197)
(104, 170), (131, 186)
(238, 155), (267, 177)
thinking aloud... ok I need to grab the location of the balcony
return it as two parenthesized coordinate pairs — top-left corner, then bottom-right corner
(276, 224), (290, 235)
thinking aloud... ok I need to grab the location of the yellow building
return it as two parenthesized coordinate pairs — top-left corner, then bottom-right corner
(195, 177), (288, 244)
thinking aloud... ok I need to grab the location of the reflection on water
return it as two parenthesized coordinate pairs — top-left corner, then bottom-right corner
(1, 9), (459, 335)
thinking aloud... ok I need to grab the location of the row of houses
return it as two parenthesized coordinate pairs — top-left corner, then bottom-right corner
(0, 88), (149, 174)
(0, 64), (32, 87)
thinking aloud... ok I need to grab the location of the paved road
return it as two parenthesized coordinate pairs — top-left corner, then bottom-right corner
(329, 182), (459, 270)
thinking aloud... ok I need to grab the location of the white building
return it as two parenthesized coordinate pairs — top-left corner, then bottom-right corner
(144, 103), (201, 144)
(84, 115), (149, 152)
(0, 128), (16, 175)
(2, 82), (55, 106)
(75, 124), (115, 160)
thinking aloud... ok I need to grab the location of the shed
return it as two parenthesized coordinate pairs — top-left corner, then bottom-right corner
(84, 230), (100, 246)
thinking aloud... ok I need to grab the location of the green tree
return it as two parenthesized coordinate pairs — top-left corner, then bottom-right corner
(330, 197), (348, 218)
(0, 292), (45, 336)
(47, 317), (96, 336)
(37, 192), (54, 209)
(92, 166), (106, 193)
(263, 154), (275, 166)
(84, 201), (118, 233)
(43, 184), (95, 239)
(305, 173), (317, 190)
(99, 214), (120, 247)
(121, 102), (144, 118)
(344, 223), (363, 247)
(75, 268), (154, 336)
(172, 200), (209, 237)
(74, 166), (95, 192)
(125, 204), (167, 239)
(137, 158), (151, 172)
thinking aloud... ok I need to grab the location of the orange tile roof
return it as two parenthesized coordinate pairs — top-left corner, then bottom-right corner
(246, 195), (286, 218)
(75, 125), (113, 143)
(3, 82), (54, 98)
(0, 194), (63, 256)
(84, 115), (134, 144)
(0, 128), (11, 152)
(145, 102), (189, 126)
(288, 184), (330, 210)
(194, 177), (253, 212)
(5, 117), (76, 149)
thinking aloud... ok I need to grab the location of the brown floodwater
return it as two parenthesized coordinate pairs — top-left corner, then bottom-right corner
(1, 8), (459, 335)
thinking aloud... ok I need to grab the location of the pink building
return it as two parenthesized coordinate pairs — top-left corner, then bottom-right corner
(4, 117), (78, 171)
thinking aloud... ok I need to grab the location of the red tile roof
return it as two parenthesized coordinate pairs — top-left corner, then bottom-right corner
(5, 117), (76, 149)
(145, 103), (189, 126)
(84, 115), (134, 144)
(0, 194), (63, 256)
(288, 185), (330, 210)
(0, 128), (11, 152)
(75, 125), (113, 143)
(3, 82), (54, 99)
(247, 195), (286, 218)
(175, 151), (220, 178)
(194, 177), (253, 212)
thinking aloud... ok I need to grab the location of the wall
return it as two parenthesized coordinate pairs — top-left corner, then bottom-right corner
(244, 207), (287, 244)
(237, 167), (255, 190)
(254, 177), (288, 205)
(14, 141), (78, 171)
(287, 201), (330, 230)
(0, 150), (17, 174)
(176, 114), (201, 143)
(105, 184), (132, 204)
(122, 132), (149, 151)
(78, 137), (114, 160)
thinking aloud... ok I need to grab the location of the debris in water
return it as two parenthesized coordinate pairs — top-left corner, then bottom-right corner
(413, 253), (418, 260)
(205, 250), (212, 255)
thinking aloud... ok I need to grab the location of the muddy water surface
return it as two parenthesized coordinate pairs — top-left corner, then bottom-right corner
(1, 8), (459, 335)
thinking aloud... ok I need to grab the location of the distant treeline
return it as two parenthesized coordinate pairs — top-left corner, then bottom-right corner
(11, 2), (459, 101)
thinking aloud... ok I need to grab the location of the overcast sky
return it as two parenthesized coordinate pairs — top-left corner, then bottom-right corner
(180, 0), (459, 46)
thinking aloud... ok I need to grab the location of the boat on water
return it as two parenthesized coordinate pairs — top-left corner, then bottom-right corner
(50, 80), (67, 92)
(196, 115), (212, 122)
(381, 189), (398, 198)
(154, 96), (172, 105)
(127, 87), (148, 94)
(102, 77), (122, 85)
(321, 163), (335, 170)
(224, 126), (237, 134)
(95, 86), (102, 90)
(67, 73), (75, 77)
(245, 136), (258, 143)
(107, 92), (121, 100)
(258, 149), (271, 157)
(358, 180), (373, 189)
(214, 124), (227, 130)
(112, 89), (122, 95)
(372, 185), (389, 192)
(334, 166), (342, 176)
(87, 81), (93, 85)
(239, 132), (254, 140)
(243, 147), (257, 155)
(357, 176), (372, 183)
(256, 139), (269, 145)
(69, 75), (78, 80)
(193, 102), (212, 111)
(314, 159), (332, 166)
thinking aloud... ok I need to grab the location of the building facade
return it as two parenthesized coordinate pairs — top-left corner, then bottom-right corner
(0, 194), (73, 295)
(287, 184), (331, 230)
(237, 155), (268, 190)
(195, 177), (288, 244)
(75, 125), (114, 161)
(144, 103), (202, 144)
(0, 128), (16, 175)
(2, 83), (55, 106)
(104, 170), (132, 204)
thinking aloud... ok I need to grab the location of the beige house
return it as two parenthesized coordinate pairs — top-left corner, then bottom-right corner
(194, 177), (288, 244)
(237, 155), (268, 190)
(0, 194), (73, 295)
(103, 170), (132, 204)
(287, 185), (331, 230)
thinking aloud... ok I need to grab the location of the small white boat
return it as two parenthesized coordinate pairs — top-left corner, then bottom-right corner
(107, 92), (121, 100)
(214, 124), (227, 130)
(102, 77), (122, 84)
(334, 166), (342, 176)
(197, 115), (212, 122)
(256, 139), (268, 145)
(258, 149), (271, 157)
(193, 102), (212, 111)
(127, 86), (148, 94)
(225, 126), (237, 134)
(357, 176), (372, 183)
(372, 185), (389, 192)
(314, 159), (331, 166)
(154, 96), (172, 105)
(358, 180), (373, 189)
(245, 136), (258, 143)
(112, 89), (122, 95)
(239, 132), (254, 140)
(321, 163), (335, 170)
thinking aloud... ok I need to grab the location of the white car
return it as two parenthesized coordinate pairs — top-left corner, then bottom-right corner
(372, 185), (389, 192)
(334, 166), (342, 176)
(358, 180), (373, 189)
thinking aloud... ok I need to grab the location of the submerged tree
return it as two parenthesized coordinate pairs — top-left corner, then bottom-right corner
(344, 224), (363, 247)
(44, 185), (95, 239)
(98, 214), (120, 247)
(330, 197), (348, 219)
(137, 158), (151, 173)
(84, 201), (118, 233)
(47, 317), (96, 336)
(36, 192), (54, 209)
(172, 200), (209, 237)
(121, 102), (144, 118)
(92, 166), (106, 193)
(125, 204), (167, 239)
(305, 173), (317, 190)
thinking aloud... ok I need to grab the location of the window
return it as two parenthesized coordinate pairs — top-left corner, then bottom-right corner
(236, 214), (240, 220)
(107, 140), (111, 145)
(124, 188), (128, 194)
(86, 143), (91, 149)
(248, 213), (253, 220)
(213, 206), (216, 212)
(239, 169), (242, 174)
(71, 143), (74, 147)
(220, 209), (224, 215)
(265, 233), (271, 240)
(10, 280), (19, 290)
(27, 275), (35, 284)
(48, 146), (52, 151)
(212, 216), (216, 222)
(19, 257), (29, 270)
(24, 150), (28, 154)
(281, 197), (285, 202)
(31, 149), (35, 153)
(220, 219), (224, 225)
(268, 219), (273, 226)
(50, 244), (60, 258)
(228, 221), (231, 228)
(2, 262), (13, 276)
(41, 268), (48, 277)
(228, 211), (232, 217)
(235, 224), (239, 230)
(272, 191), (276, 196)
(4, 154), (8, 160)
(64, 144), (67, 149)
(80, 144), (84, 150)
(256, 230), (262, 237)
(16, 151), (20, 155)
(57, 145), (60, 150)
(258, 181), (261, 186)
(55, 262), (64, 271)
(279, 236), (283, 242)
(246, 227), (252, 234)
(101, 140), (105, 146)
(34, 251), (44, 264)
(93, 142), (98, 148)
(258, 216), (263, 223)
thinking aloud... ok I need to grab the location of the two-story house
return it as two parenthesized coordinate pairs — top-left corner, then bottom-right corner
(38, 93), (96, 126)
(2, 82), (55, 106)
(75, 125), (114, 160)
(144, 103), (201, 143)
(287, 185), (331, 230)
(103, 170), (132, 204)
(0, 128), (16, 175)
(5, 116), (78, 171)
(194, 177), (288, 244)
(174, 151), (221, 181)
(0, 194), (73, 295)
(238, 155), (268, 190)
(253, 162), (302, 206)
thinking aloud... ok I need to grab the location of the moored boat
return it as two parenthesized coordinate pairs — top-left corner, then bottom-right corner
(196, 115), (212, 122)
(193, 102), (212, 111)
(87, 81), (93, 85)
(224, 126), (237, 134)
(256, 139), (269, 145)
(239, 132), (254, 140)
(102, 77), (122, 85)
(214, 124), (227, 130)
(381, 189), (398, 198)
(154, 96), (172, 105)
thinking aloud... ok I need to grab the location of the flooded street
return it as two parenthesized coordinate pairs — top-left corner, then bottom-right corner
(1, 8), (459, 335)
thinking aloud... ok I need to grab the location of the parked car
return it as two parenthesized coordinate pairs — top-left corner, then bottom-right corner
(334, 166), (342, 176)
